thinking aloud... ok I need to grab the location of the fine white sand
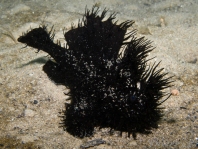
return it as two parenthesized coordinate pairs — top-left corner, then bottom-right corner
(0, 0), (197, 148)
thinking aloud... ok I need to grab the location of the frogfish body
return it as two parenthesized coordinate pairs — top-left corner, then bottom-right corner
(18, 6), (172, 138)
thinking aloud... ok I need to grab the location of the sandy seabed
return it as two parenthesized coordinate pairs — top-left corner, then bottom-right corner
(0, 0), (198, 148)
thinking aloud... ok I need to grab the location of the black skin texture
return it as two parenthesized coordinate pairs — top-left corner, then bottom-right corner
(18, 6), (173, 138)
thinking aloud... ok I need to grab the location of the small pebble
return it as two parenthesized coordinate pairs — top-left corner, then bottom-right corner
(33, 100), (38, 104)
(128, 140), (137, 146)
(171, 89), (179, 96)
(24, 109), (35, 117)
(188, 58), (197, 64)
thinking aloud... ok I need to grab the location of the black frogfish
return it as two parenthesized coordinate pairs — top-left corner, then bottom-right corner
(18, 6), (173, 138)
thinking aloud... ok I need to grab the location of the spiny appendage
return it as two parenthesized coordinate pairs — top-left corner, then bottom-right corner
(64, 7), (135, 67)
(83, 6), (134, 34)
